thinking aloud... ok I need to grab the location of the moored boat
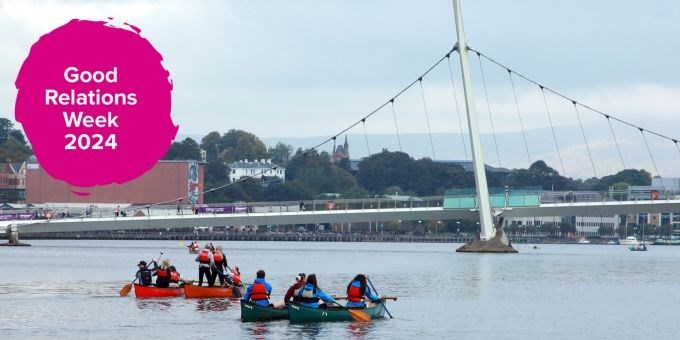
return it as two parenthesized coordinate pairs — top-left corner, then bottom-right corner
(133, 284), (183, 298)
(241, 300), (289, 322)
(288, 301), (385, 323)
(619, 236), (639, 246)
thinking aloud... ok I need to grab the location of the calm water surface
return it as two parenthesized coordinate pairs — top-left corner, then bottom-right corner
(1, 240), (679, 339)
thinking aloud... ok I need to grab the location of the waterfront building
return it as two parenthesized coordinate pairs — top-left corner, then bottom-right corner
(26, 160), (204, 205)
(0, 161), (26, 203)
(505, 215), (620, 237)
(228, 159), (285, 183)
(627, 178), (680, 229)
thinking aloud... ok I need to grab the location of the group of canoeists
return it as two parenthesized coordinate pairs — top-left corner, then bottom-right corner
(243, 270), (379, 309)
(122, 243), (395, 322)
(134, 242), (242, 289)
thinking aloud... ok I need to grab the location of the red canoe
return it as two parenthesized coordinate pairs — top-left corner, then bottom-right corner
(184, 284), (246, 298)
(133, 284), (184, 298)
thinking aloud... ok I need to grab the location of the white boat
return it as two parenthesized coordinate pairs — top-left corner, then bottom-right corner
(619, 236), (639, 246)
(577, 238), (591, 244)
(606, 240), (617, 245)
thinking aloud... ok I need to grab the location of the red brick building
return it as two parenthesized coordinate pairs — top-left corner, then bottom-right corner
(0, 162), (26, 203)
(26, 160), (203, 204)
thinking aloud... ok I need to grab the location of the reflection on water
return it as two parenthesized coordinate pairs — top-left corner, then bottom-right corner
(136, 299), (174, 311)
(244, 321), (271, 339)
(347, 321), (376, 339)
(194, 298), (233, 312)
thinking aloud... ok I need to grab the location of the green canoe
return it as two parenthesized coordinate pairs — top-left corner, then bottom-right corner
(240, 300), (289, 322)
(288, 302), (386, 323)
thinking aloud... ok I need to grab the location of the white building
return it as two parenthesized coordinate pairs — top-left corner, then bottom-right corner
(228, 159), (285, 183)
(506, 214), (620, 237)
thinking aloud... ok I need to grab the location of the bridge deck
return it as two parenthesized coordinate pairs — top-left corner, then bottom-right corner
(5, 199), (680, 234)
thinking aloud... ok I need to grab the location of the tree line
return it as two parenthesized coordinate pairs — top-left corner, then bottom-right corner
(164, 129), (653, 204)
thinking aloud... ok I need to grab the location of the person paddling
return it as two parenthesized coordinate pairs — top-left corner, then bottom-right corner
(155, 259), (172, 288)
(284, 273), (306, 305)
(135, 260), (157, 286)
(296, 274), (335, 308)
(345, 274), (380, 308)
(168, 266), (187, 287)
(242, 269), (273, 307)
(211, 245), (232, 286)
(195, 243), (215, 286)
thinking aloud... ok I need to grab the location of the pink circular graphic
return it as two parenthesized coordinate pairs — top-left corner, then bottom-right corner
(15, 19), (178, 187)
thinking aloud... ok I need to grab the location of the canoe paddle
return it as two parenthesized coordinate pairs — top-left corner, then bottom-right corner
(367, 276), (393, 319)
(330, 300), (372, 322)
(119, 252), (163, 297)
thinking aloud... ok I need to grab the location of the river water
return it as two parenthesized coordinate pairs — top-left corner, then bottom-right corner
(0, 240), (678, 339)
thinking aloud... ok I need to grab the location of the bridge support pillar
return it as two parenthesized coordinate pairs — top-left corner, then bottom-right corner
(1, 225), (31, 247)
(456, 216), (517, 253)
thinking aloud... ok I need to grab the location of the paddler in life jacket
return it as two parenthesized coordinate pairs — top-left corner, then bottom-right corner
(295, 274), (335, 308)
(154, 259), (172, 288)
(284, 273), (306, 305)
(168, 266), (187, 287)
(242, 269), (273, 307)
(135, 260), (157, 286)
(195, 243), (215, 286)
(230, 266), (242, 286)
(345, 274), (380, 308)
(211, 245), (232, 286)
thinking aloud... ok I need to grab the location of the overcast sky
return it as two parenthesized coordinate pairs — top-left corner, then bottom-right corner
(2, 0), (680, 177)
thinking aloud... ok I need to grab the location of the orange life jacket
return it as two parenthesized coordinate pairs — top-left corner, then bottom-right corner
(170, 271), (179, 282)
(156, 268), (169, 278)
(250, 282), (269, 301)
(213, 251), (223, 263)
(232, 270), (241, 285)
(347, 284), (363, 302)
(198, 249), (210, 263)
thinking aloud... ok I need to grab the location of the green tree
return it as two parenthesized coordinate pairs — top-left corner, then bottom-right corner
(0, 137), (33, 162)
(265, 181), (313, 201)
(598, 225), (615, 237)
(357, 150), (420, 193)
(164, 137), (201, 160)
(591, 169), (651, 191)
(267, 142), (293, 165)
(219, 129), (267, 162)
(659, 224), (674, 238)
(200, 131), (221, 163)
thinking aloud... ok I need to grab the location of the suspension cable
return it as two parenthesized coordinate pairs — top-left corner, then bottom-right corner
(540, 87), (566, 176)
(332, 136), (337, 159)
(508, 70), (532, 166)
(606, 116), (627, 170)
(476, 52), (501, 167)
(573, 102), (598, 178)
(419, 78), (436, 160)
(390, 99), (402, 152)
(472, 47), (680, 147)
(447, 54), (468, 161)
(640, 128), (666, 194)
(362, 119), (371, 156)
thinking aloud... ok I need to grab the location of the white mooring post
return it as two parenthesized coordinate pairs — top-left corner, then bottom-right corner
(452, 0), (494, 240)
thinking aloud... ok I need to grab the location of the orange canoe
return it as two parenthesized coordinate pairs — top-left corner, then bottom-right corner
(133, 284), (183, 298)
(184, 284), (236, 298)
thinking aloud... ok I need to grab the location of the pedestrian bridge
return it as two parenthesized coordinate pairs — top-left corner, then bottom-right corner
(6, 198), (680, 234)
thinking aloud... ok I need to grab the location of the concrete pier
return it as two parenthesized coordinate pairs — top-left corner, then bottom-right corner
(0, 225), (30, 246)
(456, 218), (517, 253)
